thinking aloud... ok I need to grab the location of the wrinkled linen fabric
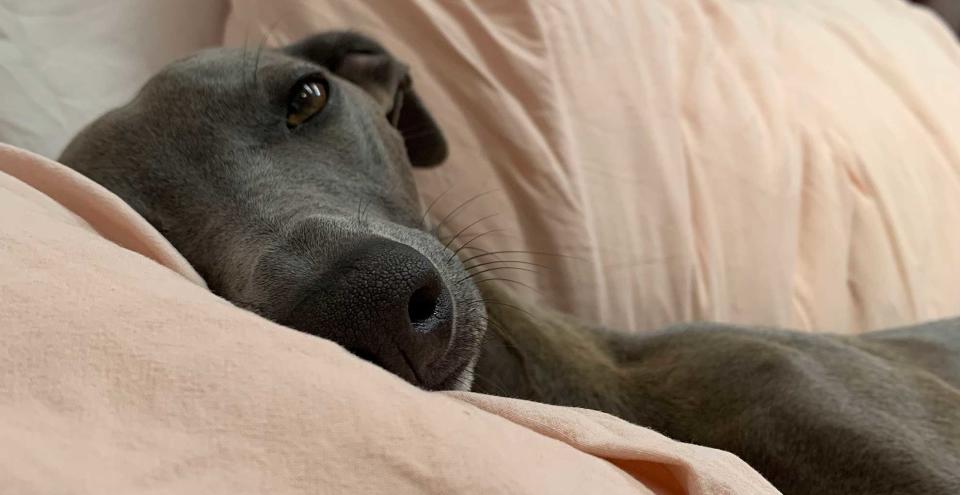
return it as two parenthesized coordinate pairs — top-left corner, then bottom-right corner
(0, 144), (779, 493)
(226, 0), (960, 334)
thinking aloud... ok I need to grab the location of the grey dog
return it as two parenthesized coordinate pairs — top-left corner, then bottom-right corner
(59, 32), (959, 494)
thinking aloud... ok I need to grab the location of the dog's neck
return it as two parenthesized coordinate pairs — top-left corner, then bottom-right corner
(471, 284), (642, 421)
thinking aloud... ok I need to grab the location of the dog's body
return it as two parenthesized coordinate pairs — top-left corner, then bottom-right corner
(59, 32), (960, 494)
(478, 285), (960, 493)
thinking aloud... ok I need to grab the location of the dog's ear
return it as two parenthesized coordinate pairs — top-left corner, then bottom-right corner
(284, 31), (448, 167)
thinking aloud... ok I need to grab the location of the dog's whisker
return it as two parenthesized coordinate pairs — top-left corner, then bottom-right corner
(463, 259), (550, 272)
(462, 298), (538, 320)
(251, 34), (268, 87)
(254, 20), (282, 86)
(459, 266), (539, 283)
(457, 249), (584, 265)
(360, 197), (373, 223)
(240, 36), (251, 94)
(420, 185), (454, 229)
(442, 213), (500, 251)
(450, 246), (489, 254)
(439, 228), (504, 243)
(472, 277), (541, 294)
(466, 277), (543, 296)
(431, 189), (499, 237)
(447, 229), (510, 263)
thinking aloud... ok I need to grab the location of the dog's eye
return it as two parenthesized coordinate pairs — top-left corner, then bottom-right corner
(286, 76), (328, 128)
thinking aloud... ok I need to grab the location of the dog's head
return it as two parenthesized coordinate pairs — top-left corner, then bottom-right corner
(60, 32), (486, 390)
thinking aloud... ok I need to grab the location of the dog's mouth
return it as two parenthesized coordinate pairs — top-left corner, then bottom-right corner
(346, 312), (480, 391)
(419, 324), (483, 391)
(351, 346), (467, 390)
(429, 355), (477, 391)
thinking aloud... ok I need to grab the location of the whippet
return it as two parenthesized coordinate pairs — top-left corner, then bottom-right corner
(60, 32), (960, 494)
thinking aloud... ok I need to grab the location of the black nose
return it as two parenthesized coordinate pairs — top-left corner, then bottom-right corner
(283, 238), (453, 386)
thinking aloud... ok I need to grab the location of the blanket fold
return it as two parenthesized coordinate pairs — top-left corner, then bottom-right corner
(0, 144), (777, 494)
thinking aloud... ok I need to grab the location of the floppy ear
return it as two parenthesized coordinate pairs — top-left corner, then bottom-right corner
(284, 31), (448, 167)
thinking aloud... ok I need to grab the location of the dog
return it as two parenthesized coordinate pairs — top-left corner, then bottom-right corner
(59, 31), (960, 494)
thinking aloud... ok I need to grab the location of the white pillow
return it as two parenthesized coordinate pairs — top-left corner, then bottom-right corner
(0, 0), (229, 158)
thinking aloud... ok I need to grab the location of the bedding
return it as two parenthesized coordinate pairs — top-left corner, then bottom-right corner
(225, 0), (960, 334)
(0, 144), (777, 493)
(2, 0), (960, 491)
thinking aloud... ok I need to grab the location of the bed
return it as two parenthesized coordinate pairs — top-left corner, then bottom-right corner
(1, 0), (958, 492)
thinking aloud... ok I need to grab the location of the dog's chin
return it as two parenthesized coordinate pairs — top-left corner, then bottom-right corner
(427, 351), (480, 391)
(443, 367), (476, 391)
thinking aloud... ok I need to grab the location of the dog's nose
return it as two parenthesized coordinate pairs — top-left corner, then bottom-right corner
(283, 237), (453, 387)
